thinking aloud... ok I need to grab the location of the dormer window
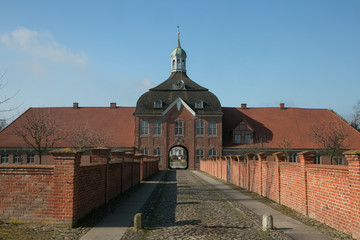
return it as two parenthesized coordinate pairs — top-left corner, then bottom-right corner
(154, 100), (163, 109)
(195, 100), (203, 109)
(233, 121), (253, 144)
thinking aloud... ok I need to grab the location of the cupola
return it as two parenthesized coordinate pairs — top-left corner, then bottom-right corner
(171, 27), (187, 73)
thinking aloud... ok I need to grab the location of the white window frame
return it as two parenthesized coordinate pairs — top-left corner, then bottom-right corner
(1, 154), (9, 164)
(314, 155), (321, 164)
(289, 153), (297, 163)
(13, 154), (21, 164)
(154, 100), (163, 109)
(141, 147), (148, 155)
(175, 120), (183, 136)
(196, 120), (204, 136)
(334, 157), (343, 165)
(244, 134), (252, 144)
(153, 148), (161, 163)
(27, 154), (35, 164)
(209, 148), (217, 157)
(153, 121), (162, 135)
(196, 149), (204, 163)
(208, 121), (217, 136)
(140, 120), (149, 135)
(234, 134), (241, 144)
(195, 100), (203, 109)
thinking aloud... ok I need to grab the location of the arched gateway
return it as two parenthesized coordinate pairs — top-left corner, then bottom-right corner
(169, 146), (188, 169)
(133, 30), (223, 170)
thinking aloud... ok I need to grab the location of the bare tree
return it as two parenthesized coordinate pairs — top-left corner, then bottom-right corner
(0, 69), (18, 114)
(310, 121), (349, 165)
(351, 100), (360, 131)
(68, 124), (94, 151)
(68, 125), (109, 151)
(277, 138), (293, 161)
(13, 110), (63, 164)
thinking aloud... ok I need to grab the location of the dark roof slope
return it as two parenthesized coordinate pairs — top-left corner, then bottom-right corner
(0, 107), (136, 148)
(222, 107), (360, 150)
(135, 72), (222, 116)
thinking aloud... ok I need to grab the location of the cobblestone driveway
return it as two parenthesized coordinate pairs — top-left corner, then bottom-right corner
(123, 170), (290, 240)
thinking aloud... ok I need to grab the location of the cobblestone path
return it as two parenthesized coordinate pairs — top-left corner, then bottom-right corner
(123, 170), (290, 240)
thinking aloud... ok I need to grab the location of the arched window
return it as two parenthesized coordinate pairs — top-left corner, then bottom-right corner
(195, 100), (203, 109)
(153, 148), (161, 163)
(209, 148), (217, 157)
(181, 60), (185, 68)
(154, 99), (162, 109)
(141, 147), (148, 155)
(177, 59), (180, 68)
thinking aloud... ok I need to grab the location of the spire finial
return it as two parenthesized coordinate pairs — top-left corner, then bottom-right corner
(177, 26), (181, 48)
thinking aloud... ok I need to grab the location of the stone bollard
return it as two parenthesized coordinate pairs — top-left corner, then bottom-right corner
(134, 213), (144, 230)
(262, 214), (273, 231)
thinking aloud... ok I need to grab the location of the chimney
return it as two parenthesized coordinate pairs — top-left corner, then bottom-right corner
(241, 103), (247, 109)
(280, 103), (285, 110)
(110, 102), (116, 109)
(73, 102), (79, 109)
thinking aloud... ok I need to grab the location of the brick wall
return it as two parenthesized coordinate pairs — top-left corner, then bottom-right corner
(0, 148), (159, 226)
(200, 150), (360, 239)
(0, 165), (54, 221)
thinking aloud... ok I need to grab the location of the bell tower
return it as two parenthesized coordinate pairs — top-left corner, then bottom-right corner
(171, 27), (187, 72)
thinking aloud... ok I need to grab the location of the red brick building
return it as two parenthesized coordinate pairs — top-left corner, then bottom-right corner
(1, 34), (360, 169)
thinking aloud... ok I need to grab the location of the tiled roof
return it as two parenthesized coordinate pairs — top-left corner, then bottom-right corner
(135, 72), (223, 116)
(0, 106), (135, 148)
(222, 107), (360, 150)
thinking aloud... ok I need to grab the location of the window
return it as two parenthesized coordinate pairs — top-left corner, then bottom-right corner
(196, 149), (204, 163)
(208, 121), (217, 136)
(177, 59), (180, 68)
(140, 120), (149, 135)
(209, 148), (217, 157)
(153, 148), (161, 163)
(245, 134), (252, 144)
(234, 134), (241, 144)
(289, 154), (297, 163)
(195, 100), (203, 109)
(141, 147), (148, 155)
(181, 60), (185, 68)
(196, 120), (204, 136)
(175, 120), (183, 136)
(153, 121), (162, 135)
(27, 154), (35, 164)
(1, 154), (9, 164)
(334, 157), (343, 165)
(154, 100), (162, 109)
(13, 154), (21, 164)
(314, 155), (321, 164)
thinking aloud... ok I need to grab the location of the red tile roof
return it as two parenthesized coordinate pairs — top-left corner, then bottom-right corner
(222, 107), (360, 150)
(0, 107), (136, 148)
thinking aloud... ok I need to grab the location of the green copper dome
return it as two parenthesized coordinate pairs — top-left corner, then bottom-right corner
(171, 47), (187, 56)
(171, 36), (187, 57)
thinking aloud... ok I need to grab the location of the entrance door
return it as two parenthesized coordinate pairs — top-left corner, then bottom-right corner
(169, 146), (188, 169)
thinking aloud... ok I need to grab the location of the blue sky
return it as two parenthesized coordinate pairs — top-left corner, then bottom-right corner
(0, 0), (359, 122)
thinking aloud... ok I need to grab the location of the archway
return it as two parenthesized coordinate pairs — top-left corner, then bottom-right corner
(168, 146), (188, 169)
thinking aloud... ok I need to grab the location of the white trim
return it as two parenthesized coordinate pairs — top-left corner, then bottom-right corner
(162, 97), (196, 116)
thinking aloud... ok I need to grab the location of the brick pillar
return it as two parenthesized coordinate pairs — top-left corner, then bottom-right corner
(135, 154), (144, 181)
(246, 154), (254, 190)
(297, 151), (314, 216)
(343, 150), (360, 239)
(257, 152), (267, 196)
(110, 151), (125, 162)
(90, 147), (110, 164)
(51, 148), (83, 226)
(273, 152), (286, 204)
